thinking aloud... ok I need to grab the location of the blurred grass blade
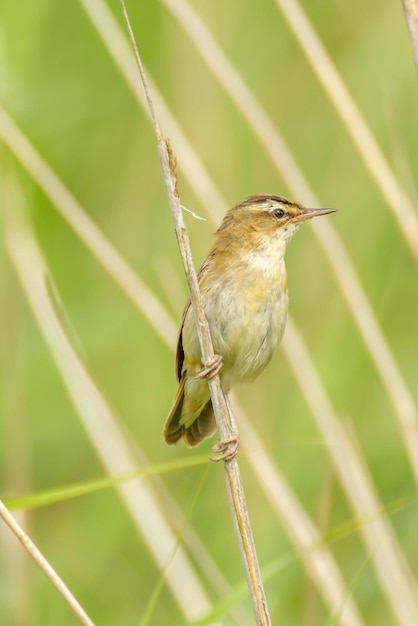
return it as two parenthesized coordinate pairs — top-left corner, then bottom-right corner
(5, 455), (209, 511)
(138, 467), (208, 626)
(79, 0), (228, 222)
(163, 0), (418, 257)
(281, 320), (418, 625)
(233, 407), (365, 626)
(190, 554), (296, 626)
(323, 551), (374, 626)
(0, 499), (96, 626)
(319, 495), (417, 547)
(401, 0), (418, 73)
(240, 403), (418, 626)
(144, 463), (254, 626)
(0, 104), (177, 351)
(271, 0), (418, 258)
(4, 179), (217, 624)
(193, 491), (416, 626)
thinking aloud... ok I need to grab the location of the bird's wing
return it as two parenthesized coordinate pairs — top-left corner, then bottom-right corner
(175, 300), (190, 382)
(175, 251), (215, 382)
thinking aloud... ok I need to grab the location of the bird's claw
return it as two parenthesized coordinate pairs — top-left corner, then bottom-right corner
(194, 354), (223, 380)
(209, 435), (239, 462)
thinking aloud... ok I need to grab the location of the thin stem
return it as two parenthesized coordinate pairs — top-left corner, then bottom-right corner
(0, 500), (96, 626)
(118, 1), (271, 623)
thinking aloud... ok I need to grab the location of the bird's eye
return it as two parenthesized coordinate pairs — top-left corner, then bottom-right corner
(273, 208), (285, 219)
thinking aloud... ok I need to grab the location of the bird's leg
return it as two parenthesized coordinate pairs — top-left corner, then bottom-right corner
(192, 354), (223, 380)
(210, 393), (240, 462)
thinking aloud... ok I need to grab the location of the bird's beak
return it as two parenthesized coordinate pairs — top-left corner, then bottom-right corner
(289, 207), (337, 223)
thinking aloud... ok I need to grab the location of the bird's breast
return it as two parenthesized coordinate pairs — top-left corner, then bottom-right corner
(200, 255), (289, 387)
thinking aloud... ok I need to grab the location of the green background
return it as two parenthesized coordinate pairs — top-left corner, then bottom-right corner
(1, 0), (418, 624)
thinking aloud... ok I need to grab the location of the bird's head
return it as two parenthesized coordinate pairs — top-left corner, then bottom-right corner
(216, 194), (336, 251)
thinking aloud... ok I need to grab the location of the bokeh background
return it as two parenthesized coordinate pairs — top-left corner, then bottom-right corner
(1, 0), (418, 624)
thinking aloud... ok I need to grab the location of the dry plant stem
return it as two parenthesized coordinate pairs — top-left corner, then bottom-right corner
(118, 2), (271, 623)
(0, 500), (95, 626)
(160, 146), (272, 625)
(401, 0), (418, 73)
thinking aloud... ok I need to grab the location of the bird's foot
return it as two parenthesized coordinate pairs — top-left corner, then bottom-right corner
(194, 354), (223, 380)
(209, 434), (239, 462)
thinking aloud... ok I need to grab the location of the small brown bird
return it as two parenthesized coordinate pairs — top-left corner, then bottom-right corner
(164, 194), (336, 449)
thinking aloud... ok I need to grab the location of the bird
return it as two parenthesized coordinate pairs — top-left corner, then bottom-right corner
(163, 194), (336, 450)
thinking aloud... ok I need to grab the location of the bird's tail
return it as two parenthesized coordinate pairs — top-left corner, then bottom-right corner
(163, 377), (217, 447)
